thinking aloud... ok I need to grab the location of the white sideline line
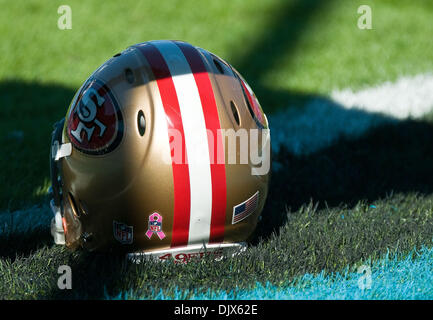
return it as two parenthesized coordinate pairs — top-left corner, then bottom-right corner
(270, 74), (433, 156)
(332, 74), (433, 119)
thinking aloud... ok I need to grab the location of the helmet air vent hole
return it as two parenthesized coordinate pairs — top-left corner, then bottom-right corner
(213, 58), (224, 74)
(125, 68), (135, 84)
(113, 53), (121, 57)
(137, 110), (146, 136)
(230, 101), (240, 126)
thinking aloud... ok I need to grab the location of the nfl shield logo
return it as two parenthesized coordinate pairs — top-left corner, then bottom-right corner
(113, 221), (133, 244)
(150, 221), (161, 232)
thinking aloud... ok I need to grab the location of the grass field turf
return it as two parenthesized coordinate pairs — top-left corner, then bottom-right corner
(116, 246), (433, 300)
(1, 0), (433, 299)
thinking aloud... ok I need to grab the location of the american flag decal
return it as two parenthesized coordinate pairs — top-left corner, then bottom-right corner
(232, 191), (259, 224)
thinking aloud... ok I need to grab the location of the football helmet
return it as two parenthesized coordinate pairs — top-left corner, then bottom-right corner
(49, 40), (271, 262)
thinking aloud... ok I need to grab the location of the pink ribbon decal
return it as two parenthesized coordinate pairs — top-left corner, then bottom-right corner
(146, 212), (166, 240)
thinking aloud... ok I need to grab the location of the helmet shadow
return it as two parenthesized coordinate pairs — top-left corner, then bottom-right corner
(253, 91), (433, 242)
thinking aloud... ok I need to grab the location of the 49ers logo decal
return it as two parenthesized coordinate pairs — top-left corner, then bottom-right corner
(67, 78), (123, 155)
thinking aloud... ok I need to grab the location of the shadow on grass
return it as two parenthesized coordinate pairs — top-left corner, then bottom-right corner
(255, 109), (433, 242)
(48, 251), (128, 300)
(0, 80), (75, 211)
(0, 228), (53, 261)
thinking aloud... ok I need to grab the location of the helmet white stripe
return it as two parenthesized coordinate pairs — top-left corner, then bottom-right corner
(153, 41), (213, 246)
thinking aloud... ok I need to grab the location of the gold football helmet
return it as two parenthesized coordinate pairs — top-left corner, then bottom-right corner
(49, 40), (271, 262)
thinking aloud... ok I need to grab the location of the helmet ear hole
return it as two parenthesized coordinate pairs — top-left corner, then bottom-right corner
(230, 101), (240, 126)
(137, 110), (146, 136)
(68, 192), (80, 218)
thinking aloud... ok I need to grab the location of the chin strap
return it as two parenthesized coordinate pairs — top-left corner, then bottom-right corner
(49, 118), (71, 245)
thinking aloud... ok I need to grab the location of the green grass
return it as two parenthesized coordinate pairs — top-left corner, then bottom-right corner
(261, 0), (433, 94)
(1, 0), (433, 299)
